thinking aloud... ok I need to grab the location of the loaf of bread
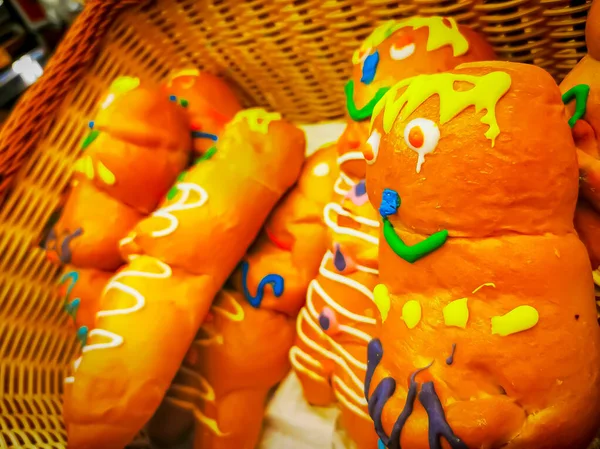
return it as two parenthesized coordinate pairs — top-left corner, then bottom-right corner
(291, 16), (497, 449)
(43, 77), (191, 270)
(146, 145), (339, 449)
(62, 108), (305, 449)
(364, 61), (600, 449)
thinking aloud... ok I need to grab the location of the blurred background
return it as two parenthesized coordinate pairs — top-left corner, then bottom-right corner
(0, 0), (82, 127)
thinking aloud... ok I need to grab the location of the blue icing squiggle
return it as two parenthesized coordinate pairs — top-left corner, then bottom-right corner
(240, 261), (284, 308)
(77, 326), (88, 347)
(192, 131), (218, 141)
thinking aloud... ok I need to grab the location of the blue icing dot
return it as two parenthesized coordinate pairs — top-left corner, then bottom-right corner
(319, 313), (330, 331)
(88, 121), (95, 129)
(380, 188), (401, 218)
(333, 245), (346, 272)
(378, 439), (386, 449)
(169, 95), (177, 102)
(361, 50), (380, 85)
(355, 179), (367, 197)
(77, 326), (88, 347)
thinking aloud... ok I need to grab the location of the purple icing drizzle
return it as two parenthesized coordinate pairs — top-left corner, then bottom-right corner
(333, 244), (347, 272)
(446, 343), (457, 366)
(319, 314), (330, 331)
(419, 382), (468, 449)
(60, 228), (83, 264)
(365, 338), (466, 449)
(355, 179), (367, 197)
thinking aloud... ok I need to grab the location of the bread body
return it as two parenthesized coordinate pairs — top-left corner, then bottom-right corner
(365, 61), (600, 449)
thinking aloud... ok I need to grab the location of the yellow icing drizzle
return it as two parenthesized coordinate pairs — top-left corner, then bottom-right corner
(83, 156), (94, 180)
(491, 305), (539, 336)
(212, 292), (245, 322)
(231, 108), (281, 134)
(352, 16), (468, 64)
(401, 300), (422, 329)
(109, 76), (140, 94)
(96, 161), (116, 185)
(472, 282), (496, 294)
(167, 68), (200, 88)
(373, 284), (391, 323)
(443, 298), (469, 329)
(371, 71), (512, 146)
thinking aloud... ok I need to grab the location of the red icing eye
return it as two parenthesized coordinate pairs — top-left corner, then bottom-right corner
(442, 17), (452, 28)
(408, 126), (425, 149)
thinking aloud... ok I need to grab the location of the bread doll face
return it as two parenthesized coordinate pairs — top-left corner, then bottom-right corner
(364, 62), (580, 237)
(341, 17), (496, 177)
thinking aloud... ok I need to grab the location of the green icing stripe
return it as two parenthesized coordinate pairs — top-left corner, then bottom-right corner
(562, 84), (590, 128)
(195, 146), (217, 163)
(345, 80), (390, 122)
(81, 129), (100, 151)
(166, 172), (187, 201)
(382, 217), (448, 263)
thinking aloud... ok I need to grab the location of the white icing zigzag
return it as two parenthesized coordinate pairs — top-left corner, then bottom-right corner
(64, 257), (172, 384)
(151, 182), (209, 238)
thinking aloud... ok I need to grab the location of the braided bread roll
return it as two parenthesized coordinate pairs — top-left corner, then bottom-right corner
(62, 109), (305, 449)
(291, 16), (496, 449)
(146, 145), (339, 449)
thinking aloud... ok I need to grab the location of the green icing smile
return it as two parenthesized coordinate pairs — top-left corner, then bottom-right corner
(345, 79), (390, 122)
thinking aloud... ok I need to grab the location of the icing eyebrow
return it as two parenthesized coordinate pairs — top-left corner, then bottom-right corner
(371, 71), (512, 146)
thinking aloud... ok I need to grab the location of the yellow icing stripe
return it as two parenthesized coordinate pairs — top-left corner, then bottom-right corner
(353, 16), (469, 64)
(167, 68), (200, 87)
(212, 292), (245, 322)
(472, 282), (496, 294)
(72, 158), (85, 174)
(491, 305), (539, 336)
(109, 76), (140, 94)
(96, 161), (116, 185)
(83, 156), (94, 180)
(231, 108), (281, 134)
(373, 284), (391, 323)
(443, 298), (469, 329)
(592, 269), (600, 287)
(401, 300), (422, 329)
(372, 71), (512, 146)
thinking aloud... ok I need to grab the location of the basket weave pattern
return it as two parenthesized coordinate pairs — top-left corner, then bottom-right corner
(0, 0), (595, 447)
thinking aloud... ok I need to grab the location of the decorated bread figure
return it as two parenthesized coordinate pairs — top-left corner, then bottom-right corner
(560, 0), (600, 306)
(146, 145), (339, 449)
(339, 16), (496, 179)
(290, 16), (496, 449)
(43, 77), (191, 270)
(62, 108), (306, 449)
(163, 69), (242, 155)
(364, 61), (600, 449)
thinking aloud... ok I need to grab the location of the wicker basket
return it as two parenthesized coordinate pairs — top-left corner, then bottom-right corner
(0, 0), (596, 447)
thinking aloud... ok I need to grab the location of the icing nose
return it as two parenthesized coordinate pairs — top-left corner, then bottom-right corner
(360, 50), (380, 85)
